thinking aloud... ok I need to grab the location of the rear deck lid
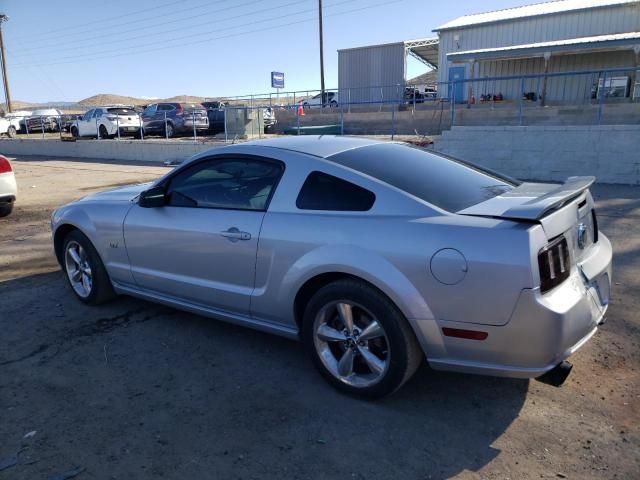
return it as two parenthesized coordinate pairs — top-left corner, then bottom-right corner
(458, 176), (595, 238)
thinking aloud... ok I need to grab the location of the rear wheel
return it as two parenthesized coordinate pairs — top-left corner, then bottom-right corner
(0, 202), (13, 217)
(302, 279), (422, 398)
(165, 122), (175, 138)
(7, 126), (16, 138)
(62, 230), (116, 305)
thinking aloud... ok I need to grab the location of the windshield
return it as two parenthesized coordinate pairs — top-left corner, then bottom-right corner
(329, 143), (517, 212)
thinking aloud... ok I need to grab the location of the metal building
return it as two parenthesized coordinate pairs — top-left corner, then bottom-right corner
(337, 39), (438, 105)
(434, 0), (640, 102)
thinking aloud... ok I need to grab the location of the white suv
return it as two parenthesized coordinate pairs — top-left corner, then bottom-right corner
(71, 106), (142, 139)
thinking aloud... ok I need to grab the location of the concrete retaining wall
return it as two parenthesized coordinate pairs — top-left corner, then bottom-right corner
(0, 138), (221, 164)
(432, 125), (640, 185)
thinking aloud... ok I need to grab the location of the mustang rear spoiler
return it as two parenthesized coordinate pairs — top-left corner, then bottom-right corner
(500, 176), (595, 220)
(458, 176), (595, 224)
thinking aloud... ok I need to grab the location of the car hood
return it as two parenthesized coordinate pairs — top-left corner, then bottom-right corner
(80, 182), (152, 203)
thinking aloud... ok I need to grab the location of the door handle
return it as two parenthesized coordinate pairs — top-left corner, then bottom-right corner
(220, 227), (251, 242)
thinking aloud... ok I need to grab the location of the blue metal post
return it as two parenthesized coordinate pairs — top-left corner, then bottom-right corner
(519, 77), (524, 126)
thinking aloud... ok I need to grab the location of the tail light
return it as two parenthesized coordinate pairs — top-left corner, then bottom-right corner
(0, 155), (12, 174)
(537, 235), (570, 293)
(175, 105), (184, 116)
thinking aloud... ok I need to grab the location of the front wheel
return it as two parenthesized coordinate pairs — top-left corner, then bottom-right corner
(7, 126), (16, 138)
(302, 279), (423, 398)
(70, 126), (79, 138)
(98, 125), (110, 139)
(63, 230), (116, 305)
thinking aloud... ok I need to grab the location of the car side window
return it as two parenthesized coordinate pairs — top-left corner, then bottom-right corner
(83, 110), (94, 121)
(166, 158), (284, 211)
(296, 171), (375, 211)
(144, 104), (157, 116)
(158, 104), (172, 112)
(93, 109), (102, 118)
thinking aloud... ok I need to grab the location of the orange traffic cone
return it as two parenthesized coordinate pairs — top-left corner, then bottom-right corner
(297, 103), (305, 116)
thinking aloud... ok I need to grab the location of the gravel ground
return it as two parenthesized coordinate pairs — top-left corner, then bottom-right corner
(0, 156), (638, 480)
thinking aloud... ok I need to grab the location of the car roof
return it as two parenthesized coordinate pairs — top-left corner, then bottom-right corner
(243, 135), (384, 159)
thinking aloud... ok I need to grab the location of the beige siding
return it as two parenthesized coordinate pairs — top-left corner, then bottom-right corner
(437, 2), (640, 88)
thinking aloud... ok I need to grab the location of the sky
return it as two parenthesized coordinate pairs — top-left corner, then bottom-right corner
(0, 0), (531, 103)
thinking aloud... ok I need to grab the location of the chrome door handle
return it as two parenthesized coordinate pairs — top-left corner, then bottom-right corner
(220, 227), (251, 242)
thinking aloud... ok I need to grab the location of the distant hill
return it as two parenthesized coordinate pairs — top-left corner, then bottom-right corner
(408, 70), (438, 86)
(0, 100), (38, 111)
(77, 93), (209, 106)
(78, 94), (152, 106)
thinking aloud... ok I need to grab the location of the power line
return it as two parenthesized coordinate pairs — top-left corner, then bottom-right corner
(26, 0), (202, 37)
(16, 0), (242, 48)
(12, 0), (315, 58)
(13, 0), (374, 68)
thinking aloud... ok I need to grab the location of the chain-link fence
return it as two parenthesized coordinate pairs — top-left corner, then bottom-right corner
(3, 67), (638, 142)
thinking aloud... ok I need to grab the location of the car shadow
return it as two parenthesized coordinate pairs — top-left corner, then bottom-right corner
(0, 271), (527, 479)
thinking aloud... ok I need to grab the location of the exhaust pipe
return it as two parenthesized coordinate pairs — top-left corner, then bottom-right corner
(536, 361), (573, 387)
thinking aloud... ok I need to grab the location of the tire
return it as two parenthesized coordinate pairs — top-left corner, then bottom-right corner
(62, 230), (116, 305)
(165, 122), (175, 138)
(330, 100), (338, 108)
(303, 103), (310, 110)
(7, 126), (16, 138)
(0, 202), (13, 217)
(302, 279), (422, 398)
(71, 126), (79, 138)
(98, 125), (109, 139)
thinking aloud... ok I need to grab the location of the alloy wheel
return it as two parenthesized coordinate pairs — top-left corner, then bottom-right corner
(64, 240), (93, 298)
(313, 300), (390, 388)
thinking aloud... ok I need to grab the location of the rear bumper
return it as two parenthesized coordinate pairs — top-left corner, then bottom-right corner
(0, 194), (16, 205)
(415, 234), (612, 379)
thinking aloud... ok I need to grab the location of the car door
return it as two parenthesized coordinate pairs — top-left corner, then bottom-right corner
(123, 156), (284, 315)
(78, 109), (95, 136)
(141, 104), (158, 131)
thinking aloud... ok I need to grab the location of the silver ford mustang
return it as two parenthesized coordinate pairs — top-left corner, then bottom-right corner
(51, 136), (612, 397)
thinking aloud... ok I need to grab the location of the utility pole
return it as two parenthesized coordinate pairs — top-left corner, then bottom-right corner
(318, 0), (325, 106)
(0, 15), (11, 113)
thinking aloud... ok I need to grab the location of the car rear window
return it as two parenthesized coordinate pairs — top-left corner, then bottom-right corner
(329, 143), (516, 212)
(296, 171), (375, 211)
(107, 108), (136, 114)
(180, 103), (205, 111)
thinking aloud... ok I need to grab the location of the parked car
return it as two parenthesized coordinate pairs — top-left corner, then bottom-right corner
(25, 109), (63, 133)
(202, 101), (277, 134)
(0, 155), (17, 217)
(60, 113), (84, 133)
(5, 110), (31, 133)
(262, 106), (277, 131)
(302, 91), (338, 108)
(404, 88), (425, 104)
(71, 106), (142, 139)
(424, 86), (437, 99)
(0, 117), (18, 138)
(201, 101), (226, 134)
(51, 136), (612, 398)
(141, 103), (209, 138)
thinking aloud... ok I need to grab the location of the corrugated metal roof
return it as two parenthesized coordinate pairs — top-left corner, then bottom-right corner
(434, 0), (640, 31)
(448, 31), (640, 59)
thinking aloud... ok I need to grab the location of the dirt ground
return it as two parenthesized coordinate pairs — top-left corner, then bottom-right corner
(0, 156), (638, 480)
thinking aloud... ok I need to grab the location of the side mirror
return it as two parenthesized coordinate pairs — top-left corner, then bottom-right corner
(139, 185), (166, 208)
